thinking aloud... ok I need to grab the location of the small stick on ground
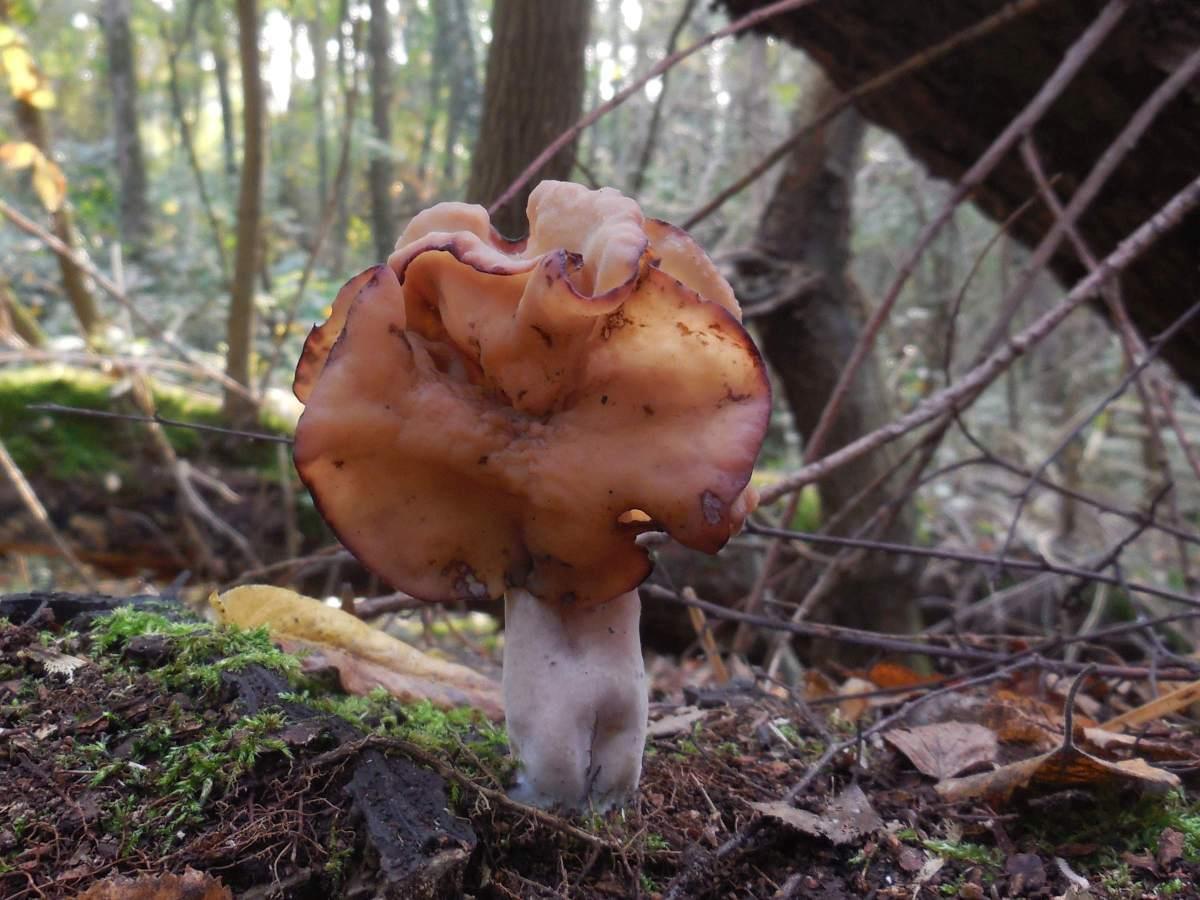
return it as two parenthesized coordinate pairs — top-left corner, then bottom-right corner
(0, 436), (95, 589)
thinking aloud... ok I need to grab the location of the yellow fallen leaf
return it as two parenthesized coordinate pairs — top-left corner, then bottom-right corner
(1100, 679), (1200, 732)
(210, 585), (502, 718)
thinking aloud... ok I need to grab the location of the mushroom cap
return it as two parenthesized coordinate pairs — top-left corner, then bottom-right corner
(293, 181), (770, 607)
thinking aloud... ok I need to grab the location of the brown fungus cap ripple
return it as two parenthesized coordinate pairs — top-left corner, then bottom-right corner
(292, 182), (770, 608)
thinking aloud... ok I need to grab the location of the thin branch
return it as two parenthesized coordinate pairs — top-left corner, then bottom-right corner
(996, 297), (1200, 566)
(742, 521), (1197, 610)
(682, 0), (1055, 229)
(973, 40), (1200, 360)
(0, 437), (95, 588)
(26, 403), (292, 444)
(628, 0), (698, 195)
(0, 197), (255, 400)
(800, 0), (1131, 471)
(759, 172), (1200, 504)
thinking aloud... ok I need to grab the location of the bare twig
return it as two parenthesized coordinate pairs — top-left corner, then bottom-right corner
(27, 403), (292, 444)
(0, 197), (255, 400)
(742, 521), (1198, 610)
(974, 40), (1200, 360)
(0, 436), (95, 588)
(683, 0), (1055, 229)
(628, 0), (699, 195)
(996, 298), (1200, 567)
(801, 0), (1131, 471)
(488, 0), (825, 215)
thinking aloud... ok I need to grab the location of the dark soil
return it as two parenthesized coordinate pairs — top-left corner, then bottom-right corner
(2, 594), (1199, 899)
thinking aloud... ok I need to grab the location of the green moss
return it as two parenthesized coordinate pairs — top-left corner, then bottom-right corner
(91, 607), (300, 693)
(285, 688), (513, 784)
(0, 365), (293, 481)
(1029, 791), (1200, 865)
(922, 838), (1002, 868)
(88, 709), (292, 853)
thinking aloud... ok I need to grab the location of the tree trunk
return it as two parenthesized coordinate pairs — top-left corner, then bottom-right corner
(330, 0), (356, 273)
(224, 0), (266, 420)
(465, 0), (591, 237)
(747, 68), (920, 645)
(99, 0), (148, 255)
(311, 13), (330, 210)
(366, 0), (396, 260)
(442, 0), (479, 188)
(6, 64), (102, 340)
(417, 0), (447, 186)
(207, 0), (238, 187)
(166, 5), (229, 282)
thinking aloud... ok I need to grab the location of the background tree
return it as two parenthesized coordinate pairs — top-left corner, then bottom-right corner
(366, 0), (395, 259)
(466, 0), (591, 236)
(224, 0), (266, 419)
(0, 4), (102, 341)
(98, 0), (147, 255)
(732, 65), (920, 658)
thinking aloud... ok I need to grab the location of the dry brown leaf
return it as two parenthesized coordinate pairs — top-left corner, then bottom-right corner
(647, 707), (708, 738)
(751, 783), (882, 845)
(288, 639), (503, 720)
(1079, 727), (1196, 762)
(884, 722), (998, 779)
(803, 669), (838, 702)
(1100, 679), (1200, 732)
(935, 741), (1180, 805)
(867, 661), (935, 690)
(979, 702), (1061, 750)
(210, 585), (502, 718)
(837, 676), (875, 722)
(76, 867), (231, 899)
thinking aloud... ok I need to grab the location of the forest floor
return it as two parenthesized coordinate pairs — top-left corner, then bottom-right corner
(3, 593), (1200, 900)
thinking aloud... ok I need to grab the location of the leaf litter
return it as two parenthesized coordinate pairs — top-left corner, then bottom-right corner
(4, 594), (1200, 898)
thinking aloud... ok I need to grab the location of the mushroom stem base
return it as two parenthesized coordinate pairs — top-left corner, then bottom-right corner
(502, 588), (647, 811)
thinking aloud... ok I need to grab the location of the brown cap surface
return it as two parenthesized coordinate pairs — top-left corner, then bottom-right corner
(293, 182), (770, 607)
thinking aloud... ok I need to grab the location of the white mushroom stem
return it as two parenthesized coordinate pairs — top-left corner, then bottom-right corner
(502, 587), (648, 811)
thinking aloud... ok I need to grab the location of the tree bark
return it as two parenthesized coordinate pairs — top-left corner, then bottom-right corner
(366, 0), (396, 260)
(311, 13), (330, 210)
(207, 0), (238, 186)
(99, 0), (149, 255)
(745, 68), (920, 645)
(224, 0), (266, 420)
(331, 0), (355, 273)
(465, 0), (591, 237)
(165, 3), (229, 282)
(442, 0), (479, 187)
(416, 0), (448, 186)
(4, 46), (103, 340)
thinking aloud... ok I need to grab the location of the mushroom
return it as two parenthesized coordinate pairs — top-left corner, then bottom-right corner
(293, 181), (769, 810)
